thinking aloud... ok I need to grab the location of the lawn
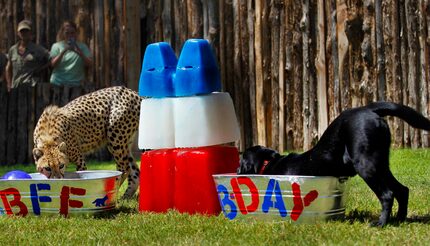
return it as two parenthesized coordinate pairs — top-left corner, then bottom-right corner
(0, 149), (429, 245)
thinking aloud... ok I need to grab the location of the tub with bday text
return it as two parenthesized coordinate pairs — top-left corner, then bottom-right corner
(213, 174), (348, 223)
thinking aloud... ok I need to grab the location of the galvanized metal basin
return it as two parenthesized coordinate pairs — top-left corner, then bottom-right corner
(0, 170), (121, 217)
(213, 174), (348, 223)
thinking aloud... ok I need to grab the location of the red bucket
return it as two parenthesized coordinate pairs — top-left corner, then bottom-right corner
(139, 145), (239, 215)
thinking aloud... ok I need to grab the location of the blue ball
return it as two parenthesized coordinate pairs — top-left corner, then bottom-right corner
(2, 170), (32, 180)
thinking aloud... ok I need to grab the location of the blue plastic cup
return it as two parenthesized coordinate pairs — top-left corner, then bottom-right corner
(173, 39), (221, 96)
(139, 42), (178, 97)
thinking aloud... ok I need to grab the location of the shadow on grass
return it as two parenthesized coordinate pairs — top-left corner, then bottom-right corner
(406, 215), (430, 224)
(92, 204), (138, 219)
(341, 209), (430, 226)
(343, 209), (377, 224)
(92, 194), (139, 219)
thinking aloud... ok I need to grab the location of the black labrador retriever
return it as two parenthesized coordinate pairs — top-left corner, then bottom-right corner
(238, 102), (430, 227)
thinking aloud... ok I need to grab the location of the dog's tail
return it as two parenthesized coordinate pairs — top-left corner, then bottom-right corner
(368, 102), (430, 131)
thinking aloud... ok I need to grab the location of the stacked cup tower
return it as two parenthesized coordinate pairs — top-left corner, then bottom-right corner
(138, 39), (240, 214)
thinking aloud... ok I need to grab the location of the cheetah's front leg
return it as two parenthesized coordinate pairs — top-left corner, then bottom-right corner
(107, 144), (139, 198)
(75, 155), (87, 171)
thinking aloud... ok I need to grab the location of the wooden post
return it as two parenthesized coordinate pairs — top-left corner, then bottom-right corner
(103, 0), (112, 88)
(270, 2), (281, 150)
(16, 86), (28, 164)
(124, 0), (141, 91)
(284, 0), (295, 150)
(6, 89), (18, 164)
(375, 0), (386, 101)
(187, 0), (203, 38)
(328, 0), (340, 122)
(302, 0), (315, 149)
(95, 0), (104, 88)
(405, 0), (419, 148)
(0, 84), (7, 165)
(278, 3), (286, 152)
(233, 0), (244, 149)
(316, 0), (328, 138)
(336, 0), (349, 110)
(162, 0), (173, 44)
(390, 0), (404, 147)
(254, 0), (266, 146)
(247, 0), (258, 147)
(238, 0), (251, 151)
(418, 0), (429, 146)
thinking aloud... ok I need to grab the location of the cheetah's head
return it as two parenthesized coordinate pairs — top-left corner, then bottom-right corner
(33, 142), (69, 179)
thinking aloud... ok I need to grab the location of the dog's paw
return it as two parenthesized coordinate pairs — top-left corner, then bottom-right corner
(369, 220), (386, 227)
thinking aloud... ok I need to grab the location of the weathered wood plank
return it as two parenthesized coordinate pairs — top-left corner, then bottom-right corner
(418, 0), (429, 146)
(270, 0), (281, 150)
(375, 0), (386, 101)
(292, 0), (304, 150)
(6, 89), (18, 165)
(0, 83), (8, 165)
(328, 0), (340, 122)
(316, 0), (328, 138)
(254, 0), (266, 146)
(302, 0), (311, 149)
(187, 0), (203, 38)
(233, 0), (244, 148)
(237, 0), (252, 152)
(247, 0), (258, 147)
(16, 86), (29, 164)
(27, 85), (35, 163)
(124, 0), (140, 91)
(405, 0), (419, 147)
(278, 2), (286, 152)
(284, 0), (295, 150)
(336, 0), (350, 110)
(389, 0), (404, 147)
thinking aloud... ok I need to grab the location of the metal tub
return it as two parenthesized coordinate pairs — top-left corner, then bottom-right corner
(0, 170), (121, 217)
(213, 174), (348, 223)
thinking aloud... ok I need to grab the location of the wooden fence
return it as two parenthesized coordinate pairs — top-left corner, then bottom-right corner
(0, 83), (113, 166)
(1, 1), (430, 166)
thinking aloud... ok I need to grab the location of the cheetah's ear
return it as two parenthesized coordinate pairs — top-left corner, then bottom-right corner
(58, 142), (67, 152)
(33, 148), (44, 161)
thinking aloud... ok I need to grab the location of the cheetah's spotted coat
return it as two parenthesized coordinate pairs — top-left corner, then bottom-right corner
(33, 86), (141, 198)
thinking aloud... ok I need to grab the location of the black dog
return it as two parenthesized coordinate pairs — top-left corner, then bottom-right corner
(238, 102), (430, 227)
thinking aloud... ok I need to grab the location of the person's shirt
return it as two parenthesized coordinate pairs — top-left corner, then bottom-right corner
(8, 42), (49, 88)
(49, 41), (91, 86)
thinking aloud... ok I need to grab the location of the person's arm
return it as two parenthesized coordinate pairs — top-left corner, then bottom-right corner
(5, 60), (12, 92)
(50, 48), (68, 68)
(73, 45), (92, 67)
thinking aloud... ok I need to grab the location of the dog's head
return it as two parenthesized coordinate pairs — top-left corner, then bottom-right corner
(237, 145), (281, 174)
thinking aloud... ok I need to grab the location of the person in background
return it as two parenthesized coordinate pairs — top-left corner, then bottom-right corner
(0, 52), (7, 87)
(5, 20), (50, 92)
(49, 20), (92, 87)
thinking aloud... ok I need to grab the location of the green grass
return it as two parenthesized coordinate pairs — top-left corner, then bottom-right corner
(1, 149), (430, 245)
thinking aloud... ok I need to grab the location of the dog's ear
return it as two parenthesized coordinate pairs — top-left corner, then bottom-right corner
(258, 147), (280, 161)
(238, 145), (264, 174)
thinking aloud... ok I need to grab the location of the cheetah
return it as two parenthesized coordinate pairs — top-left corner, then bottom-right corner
(33, 86), (142, 198)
